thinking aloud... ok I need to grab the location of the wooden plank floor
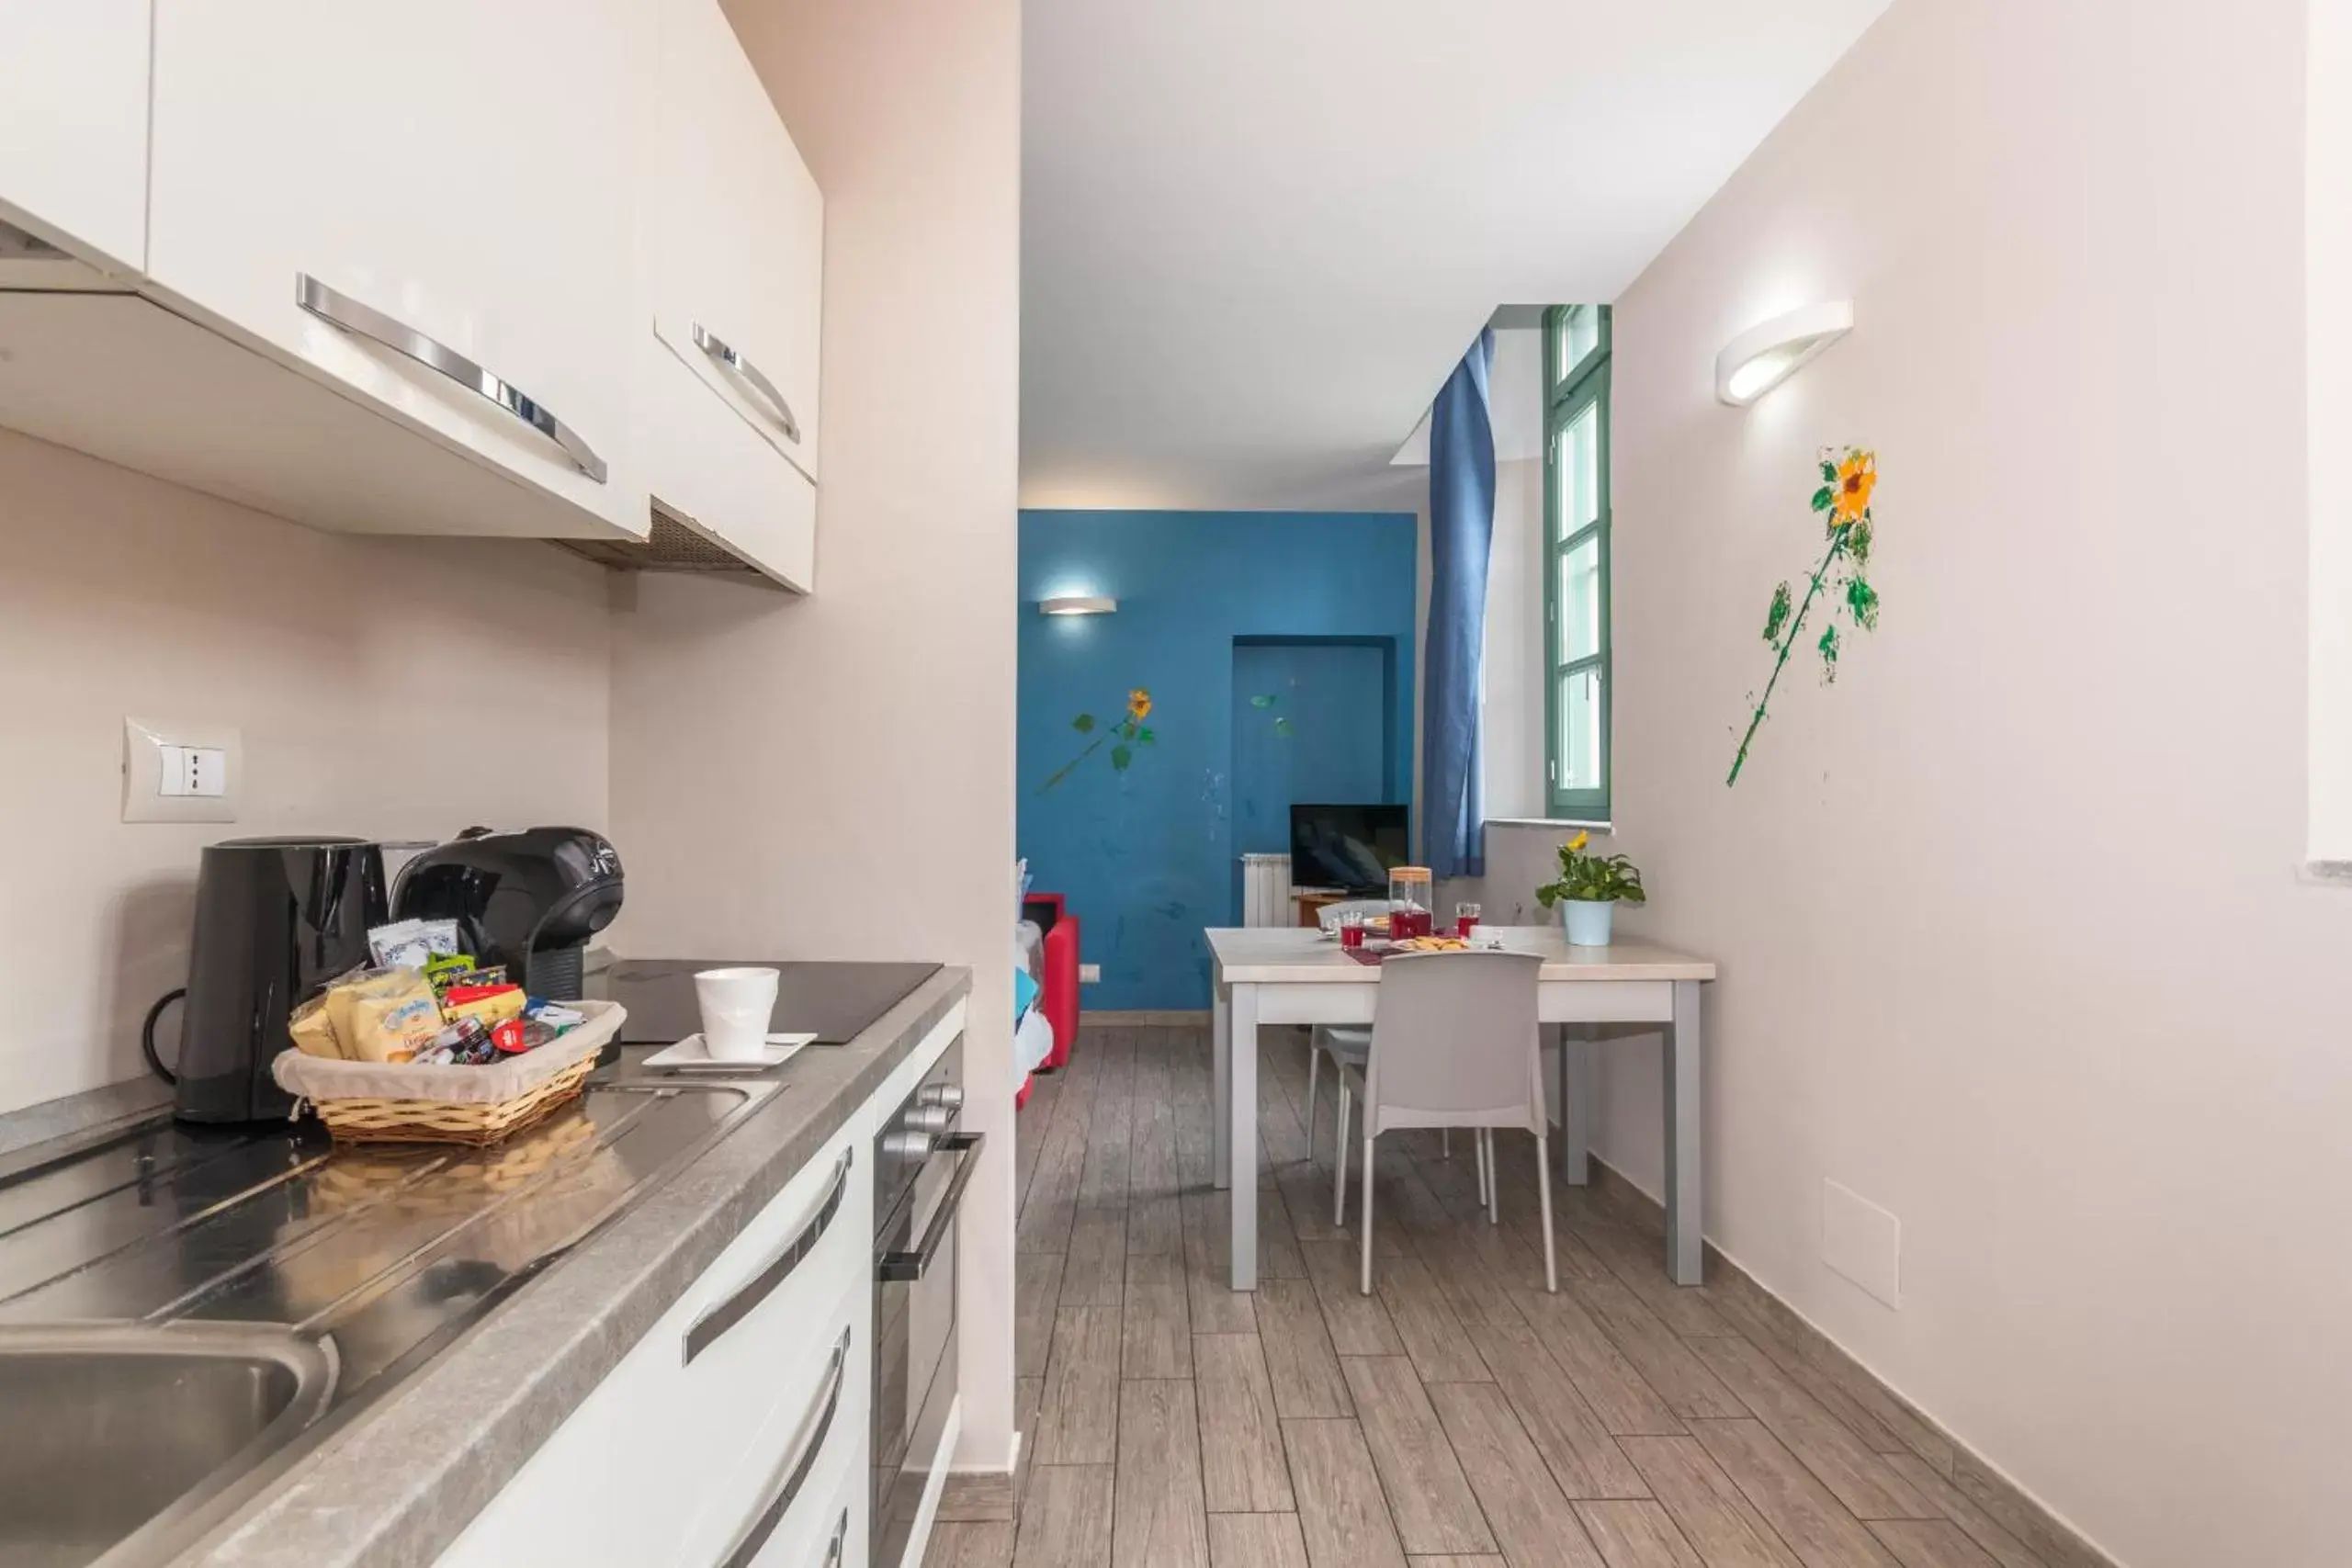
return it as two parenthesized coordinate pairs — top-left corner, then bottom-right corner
(927, 1024), (2101, 1568)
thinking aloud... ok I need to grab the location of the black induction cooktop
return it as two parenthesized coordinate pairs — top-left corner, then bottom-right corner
(594, 959), (942, 1045)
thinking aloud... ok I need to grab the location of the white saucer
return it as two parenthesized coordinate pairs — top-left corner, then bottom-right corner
(643, 1032), (817, 1069)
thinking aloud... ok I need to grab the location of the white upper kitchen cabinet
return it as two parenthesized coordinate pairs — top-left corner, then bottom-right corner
(0, 0), (152, 273)
(142, 0), (653, 539)
(639, 0), (825, 589)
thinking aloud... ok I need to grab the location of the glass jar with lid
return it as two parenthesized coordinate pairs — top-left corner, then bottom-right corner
(1387, 865), (1433, 940)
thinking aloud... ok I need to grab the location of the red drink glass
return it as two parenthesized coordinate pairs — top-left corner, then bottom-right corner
(1455, 902), (1482, 938)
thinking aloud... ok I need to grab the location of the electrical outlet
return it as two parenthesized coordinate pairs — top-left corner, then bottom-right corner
(157, 744), (228, 797)
(124, 717), (242, 824)
(1080, 964), (1102, 984)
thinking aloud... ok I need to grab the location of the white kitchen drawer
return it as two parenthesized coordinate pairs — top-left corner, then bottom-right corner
(437, 1122), (871, 1568)
(681, 1278), (869, 1568)
(754, 1410), (868, 1568)
(813, 1425), (871, 1568)
(668, 1134), (870, 1412)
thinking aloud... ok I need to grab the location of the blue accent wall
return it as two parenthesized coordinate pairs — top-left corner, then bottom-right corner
(1019, 510), (1418, 1010)
(1231, 639), (1396, 857)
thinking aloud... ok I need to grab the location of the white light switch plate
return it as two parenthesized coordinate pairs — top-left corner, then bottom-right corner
(1080, 964), (1102, 984)
(124, 716), (243, 824)
(1823, 1179), (1903, 1308)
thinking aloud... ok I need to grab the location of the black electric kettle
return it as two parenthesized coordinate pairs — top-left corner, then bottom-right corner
(143, 837), (388, 1122)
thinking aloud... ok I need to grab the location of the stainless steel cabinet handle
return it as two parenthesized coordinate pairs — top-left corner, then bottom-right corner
(817, 1509), (848, 1568)
(684, 1146), (853, 1365)
(295, 273), (608, 482)
(692, 321), (802, 445)
(879, 1132), (984, 1282)
(717, 1327), (850, 1568)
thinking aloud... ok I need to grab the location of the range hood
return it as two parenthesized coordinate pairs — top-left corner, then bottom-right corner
(0, 219), (132, 293)
(548, 502), (800, 590)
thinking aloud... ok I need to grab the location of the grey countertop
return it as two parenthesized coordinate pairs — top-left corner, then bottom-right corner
(28, 963), (972, 1568)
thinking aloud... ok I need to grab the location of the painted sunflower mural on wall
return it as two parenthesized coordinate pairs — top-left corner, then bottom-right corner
(1041, 687), (1158, 791)
(1727, 447), (1883, 786)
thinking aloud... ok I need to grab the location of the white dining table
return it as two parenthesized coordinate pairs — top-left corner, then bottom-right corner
(1205, 925), (1719, 1289)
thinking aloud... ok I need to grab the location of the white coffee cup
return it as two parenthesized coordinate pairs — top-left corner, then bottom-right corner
(694, 966), (780, 1062)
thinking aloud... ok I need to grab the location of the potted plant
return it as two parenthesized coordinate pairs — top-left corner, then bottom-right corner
(1535, 831), (1645, 947)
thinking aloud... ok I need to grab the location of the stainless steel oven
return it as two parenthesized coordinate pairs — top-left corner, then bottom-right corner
(871, 1034), (981, 1568)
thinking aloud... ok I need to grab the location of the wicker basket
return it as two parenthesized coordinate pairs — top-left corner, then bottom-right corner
(271, 999), (627, 1146)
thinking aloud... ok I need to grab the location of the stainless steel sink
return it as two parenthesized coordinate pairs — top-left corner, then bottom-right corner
(0, 1323), (334, 1568)
(0, 1076), (778, 1567)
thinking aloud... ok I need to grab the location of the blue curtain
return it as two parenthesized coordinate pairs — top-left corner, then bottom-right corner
(1423, 328), (1496, 879)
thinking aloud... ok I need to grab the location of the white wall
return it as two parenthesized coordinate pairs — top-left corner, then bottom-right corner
(0, 429), (612, 1113)
(614, 0), (1023, 1471)
(2310, 0), (2352, 864)
(1480, 456), (1546, 821)
(1595, 3), (2352, 1565)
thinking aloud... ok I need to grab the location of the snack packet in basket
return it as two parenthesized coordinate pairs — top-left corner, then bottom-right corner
(288, 993), (345, 1058)
(326, 966), (446, 1064)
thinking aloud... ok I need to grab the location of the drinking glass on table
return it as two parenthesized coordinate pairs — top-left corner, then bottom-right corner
(1338, 910), (1369, 950)
(1455, 902), (1482, 938)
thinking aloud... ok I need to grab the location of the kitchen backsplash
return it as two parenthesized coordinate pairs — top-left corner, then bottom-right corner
(0, 429), (614, 1112)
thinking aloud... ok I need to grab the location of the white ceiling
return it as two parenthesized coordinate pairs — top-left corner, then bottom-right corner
(1020, 0), (1888, 513)
(1391, 326), (1544, 468)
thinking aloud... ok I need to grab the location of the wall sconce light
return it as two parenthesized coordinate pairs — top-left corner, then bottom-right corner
(1038, 595), (1118, 616)
(1715, 301), (1853, 406)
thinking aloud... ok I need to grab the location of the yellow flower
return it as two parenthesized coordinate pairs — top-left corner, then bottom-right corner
(1832, 449), (1877, 525)
(1566, 830), (1589, 854)
(1126, 688), (1152, 722)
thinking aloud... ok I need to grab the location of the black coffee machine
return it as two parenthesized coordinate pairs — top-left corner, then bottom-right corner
(391, 826), (623, 1001)
(146, 836), (390, 1122)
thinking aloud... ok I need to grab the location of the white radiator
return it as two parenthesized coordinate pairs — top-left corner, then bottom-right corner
(1241, 853), (1293, 927)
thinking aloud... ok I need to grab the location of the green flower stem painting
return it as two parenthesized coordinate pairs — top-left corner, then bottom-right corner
(1249, 693), (1295, 739)
(1727, 447), (1883, 787)
(1041, 688), (1157, 792)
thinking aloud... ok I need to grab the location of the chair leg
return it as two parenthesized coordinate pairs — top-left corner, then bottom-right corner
(1533, 1130), (1559, 1293)
(1359, 1132), (1377, 1294)
(1485, 1131), (1499, 1225)
(1332, 1082), (1351, 1228)
(1441, 1127), (1451, 1160)
(1473, 1129), (1489, 1208)
(1305, 1039), (1320, 1155)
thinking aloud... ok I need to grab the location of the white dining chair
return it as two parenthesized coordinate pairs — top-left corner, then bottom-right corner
(1319, 1021), (1471, 1207)
(1302, 897), (1393, 1153)
(1325, 1026), (1478, 1221)
(1329, 948), (1557, 1295)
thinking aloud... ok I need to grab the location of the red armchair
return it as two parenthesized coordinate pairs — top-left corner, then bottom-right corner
(1022, 892), (1080, 1074)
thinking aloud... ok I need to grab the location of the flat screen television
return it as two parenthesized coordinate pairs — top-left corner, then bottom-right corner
(1290, 803), (1409, 895)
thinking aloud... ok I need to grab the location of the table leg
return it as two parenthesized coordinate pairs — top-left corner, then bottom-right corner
(1227, 983), (1259, 1290)
(1664, 980), (1702, 1284)
(1212, 977), (1230, 1191)
(1561, 1025), (1592, 1188)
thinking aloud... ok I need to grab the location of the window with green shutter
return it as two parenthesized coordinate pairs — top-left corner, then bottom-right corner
(1543, 304), (1611, 820)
